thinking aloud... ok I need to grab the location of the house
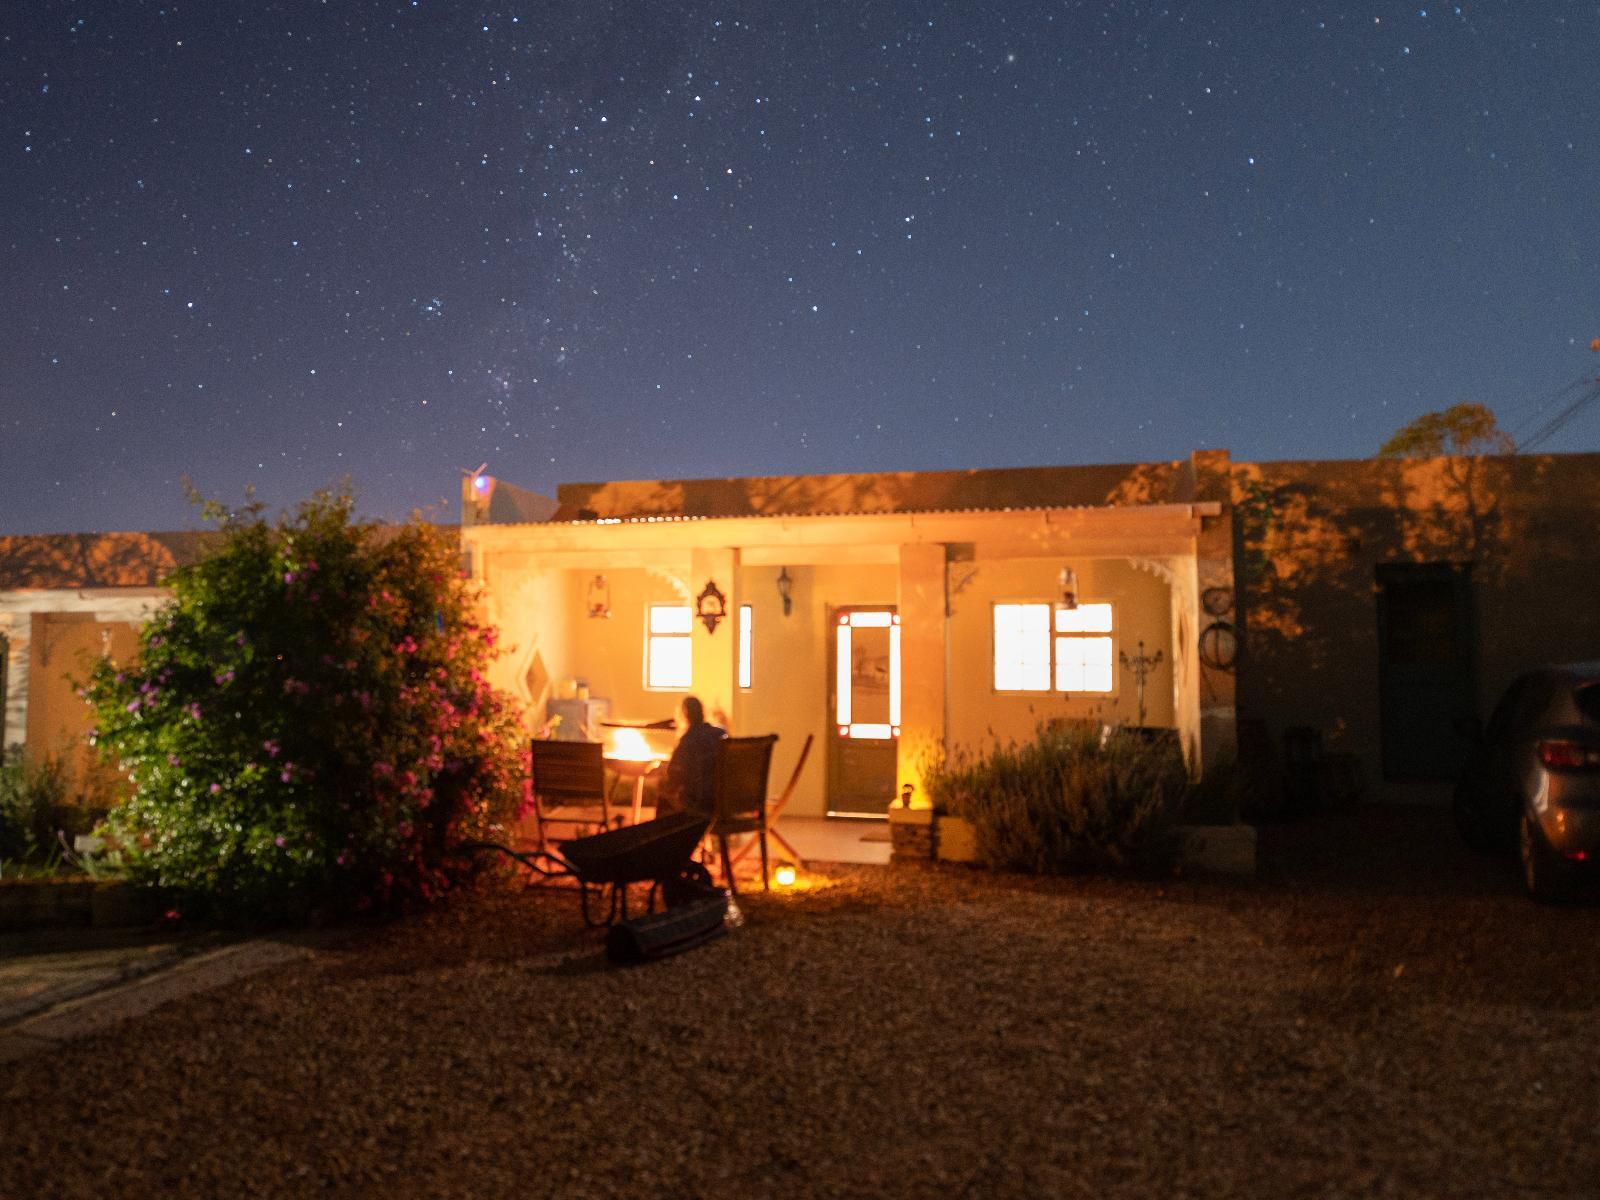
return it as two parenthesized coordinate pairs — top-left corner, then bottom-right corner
(0, 531), (212, 797)
(462, 447), (1600, 817)
(462, 452), (1237, 819)
(7, 447), (1599, 823)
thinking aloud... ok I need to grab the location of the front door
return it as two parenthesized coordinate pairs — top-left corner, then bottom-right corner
(826, 605), (900, 817)
(1376, 563), (1476, 781)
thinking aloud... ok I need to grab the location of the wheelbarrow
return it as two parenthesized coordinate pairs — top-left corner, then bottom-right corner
(463, 811), (713, 927)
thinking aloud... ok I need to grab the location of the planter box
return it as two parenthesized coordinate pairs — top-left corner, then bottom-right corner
(887, 806), (935, 862)
(935, 815), (979, 863)
(886, 810), (981, 864)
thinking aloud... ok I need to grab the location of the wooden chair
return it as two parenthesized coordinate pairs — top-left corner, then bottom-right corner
(531, 738), (610, 852)
(729, 733), (812, 873)
(709, 734), (779, 894)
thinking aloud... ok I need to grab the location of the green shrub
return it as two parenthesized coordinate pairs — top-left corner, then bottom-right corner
(81, 489), (527, 924)
(0, 749), (70, 869)
(925, 723), (1186, 875)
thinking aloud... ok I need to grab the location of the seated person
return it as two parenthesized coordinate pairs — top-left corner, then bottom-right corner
(655, 695), (726, 818)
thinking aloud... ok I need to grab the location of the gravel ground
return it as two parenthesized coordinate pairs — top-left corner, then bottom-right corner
(3, 804), (1599, 1199)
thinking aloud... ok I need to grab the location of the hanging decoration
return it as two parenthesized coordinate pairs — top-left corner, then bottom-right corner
(696, 579), (727, 633)
(776, 567), (794, 617)
(1058, 566), (1080, 611)
(586, 574), (611, 619)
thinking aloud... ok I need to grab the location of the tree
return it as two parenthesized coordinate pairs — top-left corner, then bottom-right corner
(1377, 402), (1515, 458)
(83, 489), (526, 922)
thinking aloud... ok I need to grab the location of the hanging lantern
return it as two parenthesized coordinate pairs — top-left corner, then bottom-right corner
(586, 574), (611, 619)
(1058, 566), (1079, 611)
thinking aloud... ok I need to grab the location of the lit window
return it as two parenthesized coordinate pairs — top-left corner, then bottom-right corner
(647, 605), (692, 689)
(738, 604), (753, 689)
(1055, 603), (1114, 692)
(993, 602), (1115, 693)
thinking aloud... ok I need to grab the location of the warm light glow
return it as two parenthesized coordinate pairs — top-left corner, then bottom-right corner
(849, 610), (892, 627)
(607, 727), (657, 762)
(775, 864), (797, 886)
(836, 623), (852, 725)
(848, 723), (894, 740)
(889, 621), (901, 724)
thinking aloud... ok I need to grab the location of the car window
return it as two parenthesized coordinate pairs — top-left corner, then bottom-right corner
(1576, 682), (1600, 726)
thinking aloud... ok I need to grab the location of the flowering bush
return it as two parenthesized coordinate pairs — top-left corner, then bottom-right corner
(83, 490), (526, 923)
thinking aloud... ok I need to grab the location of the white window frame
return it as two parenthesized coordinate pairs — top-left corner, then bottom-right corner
(992, 601), (1116, 694)
(645, 604), (692, 690)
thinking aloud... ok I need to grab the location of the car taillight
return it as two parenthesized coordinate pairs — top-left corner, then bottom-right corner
(1537, 739), (1600, 770)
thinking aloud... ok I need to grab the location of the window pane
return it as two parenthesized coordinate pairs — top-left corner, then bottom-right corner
(995, 603), (1050, 691)
(650, 605), (692, 634)
(649, 637), (692, 689)
(738, 604), (753, 689)
(1056, 636), (1113, 692)
(1055, 602), (1113, 634)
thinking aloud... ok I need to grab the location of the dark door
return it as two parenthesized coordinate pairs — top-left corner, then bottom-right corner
(825, 605), (899, 817)
(1376, 563), (1476, 781)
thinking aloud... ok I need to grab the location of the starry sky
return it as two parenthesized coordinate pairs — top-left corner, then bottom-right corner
(6, 2), (1600, 534)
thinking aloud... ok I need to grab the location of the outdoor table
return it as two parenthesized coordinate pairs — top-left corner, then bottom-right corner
(606, 754), (665, 824)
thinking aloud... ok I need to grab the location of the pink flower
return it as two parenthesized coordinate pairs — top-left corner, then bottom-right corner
(209, 783), (222, 795)
(125, 699), (142, 714)
(274, 836), (286, 848)
(186, 703), (203, 720)
(262, 739), (281, 758)
(168, 754), (181, 767)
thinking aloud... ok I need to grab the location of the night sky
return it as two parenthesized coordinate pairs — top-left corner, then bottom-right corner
(6, 2), (1600, 535)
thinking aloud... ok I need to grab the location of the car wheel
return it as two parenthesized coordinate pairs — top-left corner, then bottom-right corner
(1452, 780), (1501, 853)
(1520, 810), (1579, 904)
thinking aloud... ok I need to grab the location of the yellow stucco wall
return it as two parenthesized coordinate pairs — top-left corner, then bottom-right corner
(945, 557), (1175, 754)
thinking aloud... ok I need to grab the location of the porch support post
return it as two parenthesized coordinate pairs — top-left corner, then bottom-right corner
(690, 546), (740, 730)
(1186, 450), (1238, 777)
(897, 542), (947, 809)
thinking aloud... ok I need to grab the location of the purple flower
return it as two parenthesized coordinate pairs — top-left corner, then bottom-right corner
(186, 703), (203, 721)
(283, 571), (297, 585)
(125, 698), (142, 714)
(209, 783), (221, 795)
(280, 768), (293, 783)
(214, 669), (235, 686)
(274, 836), (286, 848)
(262, 739), (281, 758)
(234, 632), (247, 647)
(168, 754), (181, 767)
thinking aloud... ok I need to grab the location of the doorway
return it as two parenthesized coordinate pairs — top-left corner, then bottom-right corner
(1376, 563), (1476, 781)
(825, 605), (900, 817)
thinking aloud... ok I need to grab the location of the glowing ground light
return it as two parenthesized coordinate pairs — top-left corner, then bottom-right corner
(775, 863), (797, 887)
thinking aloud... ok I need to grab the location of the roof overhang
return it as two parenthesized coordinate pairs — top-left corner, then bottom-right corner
(463, 502), (1220, 569)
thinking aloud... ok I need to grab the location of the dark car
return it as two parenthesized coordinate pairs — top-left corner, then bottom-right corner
(1454, 663), (1600, 902)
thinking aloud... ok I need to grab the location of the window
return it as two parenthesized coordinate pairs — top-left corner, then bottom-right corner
(993, 602), (1115, 693)
(1054, 603), (1114, 692)
(738, 604), (753, 689)
(646, 605), (692, 689)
